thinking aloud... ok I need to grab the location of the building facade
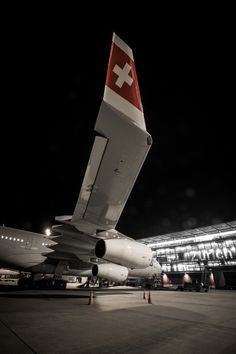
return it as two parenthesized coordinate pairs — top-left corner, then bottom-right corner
(139, 220), (236, 289)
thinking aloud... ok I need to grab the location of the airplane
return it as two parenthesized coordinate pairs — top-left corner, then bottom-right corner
(0, 33), (162, 289)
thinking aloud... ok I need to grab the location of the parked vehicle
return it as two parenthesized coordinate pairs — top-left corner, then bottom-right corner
(177, 280), (209, 292)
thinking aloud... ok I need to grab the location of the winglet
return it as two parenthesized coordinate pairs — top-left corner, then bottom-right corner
(103, 33), (146, 130)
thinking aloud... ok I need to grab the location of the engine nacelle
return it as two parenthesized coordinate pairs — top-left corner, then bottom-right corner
(128, 260), (162, 278)
(92, 263), (128, 282)
(95, 238), (152, 269)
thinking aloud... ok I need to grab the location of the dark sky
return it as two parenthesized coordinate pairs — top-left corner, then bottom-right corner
(1, 12), (235, 238)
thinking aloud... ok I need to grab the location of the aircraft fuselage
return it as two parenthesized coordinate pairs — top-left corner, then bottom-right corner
(0, 226), (54, 269)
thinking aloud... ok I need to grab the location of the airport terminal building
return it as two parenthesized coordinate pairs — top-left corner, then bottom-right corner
(139, 220), (236, 289)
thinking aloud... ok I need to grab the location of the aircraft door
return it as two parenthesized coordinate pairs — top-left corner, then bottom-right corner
(25, 237), (32, 250)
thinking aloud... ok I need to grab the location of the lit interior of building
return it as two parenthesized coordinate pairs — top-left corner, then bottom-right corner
(139, 221), (236, 289)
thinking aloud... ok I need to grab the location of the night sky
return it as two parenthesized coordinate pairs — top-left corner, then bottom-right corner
(1, 13), (235, 239)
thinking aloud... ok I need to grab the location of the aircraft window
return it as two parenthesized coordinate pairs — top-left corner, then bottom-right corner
(5, 236), (8, 239)
(1, 236), (4, 239)
(17, 238), (20, 242)
(9, 237), (12, 240)
(21, 239), (24, 242)
(42, 243), (45, 246)
(13, 238), (16, 241)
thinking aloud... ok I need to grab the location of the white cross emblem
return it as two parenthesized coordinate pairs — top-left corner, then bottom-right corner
(112, 63), (134, 88)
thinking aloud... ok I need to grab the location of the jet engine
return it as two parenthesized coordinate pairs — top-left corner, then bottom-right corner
(92, 263), (128, 282)
(95, 238), (152, 269)
(128, 260), (162, 278)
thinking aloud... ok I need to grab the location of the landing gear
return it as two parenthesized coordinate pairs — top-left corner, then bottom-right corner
(18, 276), (32, 289)
(18, 273), (67, 290)
(53, 278), (67, 290)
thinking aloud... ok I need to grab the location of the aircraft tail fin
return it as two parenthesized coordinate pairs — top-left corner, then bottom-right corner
(71, 33), (151, 233)
(102, 33), (146, 131)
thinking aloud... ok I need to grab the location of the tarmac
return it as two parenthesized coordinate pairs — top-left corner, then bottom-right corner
(0, 287), (236, 353)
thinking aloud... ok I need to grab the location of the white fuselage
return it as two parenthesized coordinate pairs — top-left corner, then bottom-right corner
(0, 225), (162, 282)
(0, 226), (54, 269)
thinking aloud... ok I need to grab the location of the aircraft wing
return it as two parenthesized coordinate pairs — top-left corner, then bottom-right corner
(71, 33), (152, 235)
